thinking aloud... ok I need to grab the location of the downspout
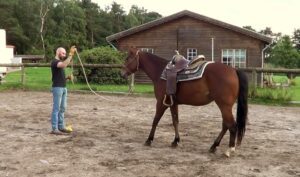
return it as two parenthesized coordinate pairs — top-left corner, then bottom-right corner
(107, 40), (118, 51)
(261, 39), (274, 87)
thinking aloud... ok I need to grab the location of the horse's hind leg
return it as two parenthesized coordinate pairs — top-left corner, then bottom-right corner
(209, 122), (228, 153)
(170, 104), (180, 147)
(221, 107), (237, 157)
(145, 101), (168, 146)
(210, 105), (237, 157)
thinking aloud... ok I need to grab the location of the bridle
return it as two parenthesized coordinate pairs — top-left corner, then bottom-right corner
(124, 50), (140, 75)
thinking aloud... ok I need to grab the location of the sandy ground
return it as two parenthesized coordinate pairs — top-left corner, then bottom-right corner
(0, 91), (299, 177)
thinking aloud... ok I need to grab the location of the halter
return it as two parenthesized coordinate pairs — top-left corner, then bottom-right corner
(124, 50), (140, 74)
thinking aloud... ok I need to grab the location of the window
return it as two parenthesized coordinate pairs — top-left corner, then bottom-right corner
(187, 48), (197, 60)
(139, 48), (154, 53)
(222, 49), (246, 68)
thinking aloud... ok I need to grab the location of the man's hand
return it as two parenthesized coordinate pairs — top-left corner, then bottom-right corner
(66, 74), (74, 81)
(69, 46), (77, 57)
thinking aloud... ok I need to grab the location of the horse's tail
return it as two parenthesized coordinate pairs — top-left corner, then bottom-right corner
(236, 70), (248, 145)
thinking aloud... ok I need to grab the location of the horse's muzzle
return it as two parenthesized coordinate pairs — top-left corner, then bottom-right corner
(120, 69), (129, 79)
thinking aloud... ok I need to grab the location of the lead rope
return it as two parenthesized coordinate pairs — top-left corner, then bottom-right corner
(70, 58), (74, 85)
(74, 50), (117, 102)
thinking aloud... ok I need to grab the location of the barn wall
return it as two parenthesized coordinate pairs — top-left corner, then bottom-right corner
(115, 16), (267, 83)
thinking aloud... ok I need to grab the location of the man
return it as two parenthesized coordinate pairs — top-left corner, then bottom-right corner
(50, 46), (76, 135)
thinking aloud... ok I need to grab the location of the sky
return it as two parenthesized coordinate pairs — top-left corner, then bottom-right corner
(91, 0), (299, 36)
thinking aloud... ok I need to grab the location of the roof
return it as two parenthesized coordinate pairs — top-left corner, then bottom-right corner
(106, 10), (272, 43)
(6, 45), (15, 48)
(14, 55), (44, 59)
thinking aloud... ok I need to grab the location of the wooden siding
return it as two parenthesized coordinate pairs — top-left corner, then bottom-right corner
(115, 16), (268, 83)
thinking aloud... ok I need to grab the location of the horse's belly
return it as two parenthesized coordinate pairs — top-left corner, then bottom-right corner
(176, 80), (212, 106)
(177, 92), (212, 105)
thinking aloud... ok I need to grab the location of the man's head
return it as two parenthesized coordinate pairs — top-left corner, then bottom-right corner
(56, 47), (67, 60)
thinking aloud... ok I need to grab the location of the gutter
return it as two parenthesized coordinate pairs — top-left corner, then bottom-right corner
(106, 39), (118, 51)
(261, 39), (274, 87)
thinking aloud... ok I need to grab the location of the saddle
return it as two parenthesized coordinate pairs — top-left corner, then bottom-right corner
(161, 54), (212, 106)
(165, 55), (189, 98)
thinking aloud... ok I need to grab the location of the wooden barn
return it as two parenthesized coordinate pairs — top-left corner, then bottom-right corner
(106, 10), (273, 83)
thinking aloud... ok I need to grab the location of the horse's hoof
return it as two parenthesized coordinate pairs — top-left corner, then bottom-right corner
(224, 147), (235, 157)
(224, 152), (230, 157)
(209, 147), (217, 153)
(144, 140), (152, 146)
(171, 142), (179, 148)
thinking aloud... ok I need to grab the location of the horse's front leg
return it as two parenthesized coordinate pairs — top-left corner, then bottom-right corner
(145, 101), (168, 146)
(170, 104), (180, 147)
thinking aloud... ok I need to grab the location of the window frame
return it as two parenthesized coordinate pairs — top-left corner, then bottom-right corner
(221, 49), (247, 68)
(187, 48), (197, 60)
(139, 48), (154, 53)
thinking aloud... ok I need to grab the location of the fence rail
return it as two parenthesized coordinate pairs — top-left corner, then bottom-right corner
(239, 67), (300, 74)
(0, 63), (123, 68)
(1, 63), (300, 87)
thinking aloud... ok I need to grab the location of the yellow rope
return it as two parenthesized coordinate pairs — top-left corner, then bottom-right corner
(74, 50), (117, 102)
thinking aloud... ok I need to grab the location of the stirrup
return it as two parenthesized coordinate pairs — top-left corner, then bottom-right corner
(163, 94), (174, 107)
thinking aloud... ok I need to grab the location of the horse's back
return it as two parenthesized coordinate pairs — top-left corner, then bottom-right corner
(173, 63), (239, 106)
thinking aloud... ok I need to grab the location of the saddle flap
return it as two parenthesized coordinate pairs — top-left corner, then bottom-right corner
(161, 61), (213, 82)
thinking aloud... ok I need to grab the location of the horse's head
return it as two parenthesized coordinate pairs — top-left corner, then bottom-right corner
(121, 48), (140, 78)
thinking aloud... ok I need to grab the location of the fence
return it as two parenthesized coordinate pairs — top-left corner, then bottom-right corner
(0, 63), (123, 85)
(239, 67), (300, 87)
(1, 63), (300, 87)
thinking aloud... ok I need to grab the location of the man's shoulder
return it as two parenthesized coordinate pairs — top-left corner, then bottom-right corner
(51, 59), (60, 67)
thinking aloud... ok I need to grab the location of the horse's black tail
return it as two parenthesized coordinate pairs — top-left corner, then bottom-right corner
(236, 70), (248, 145)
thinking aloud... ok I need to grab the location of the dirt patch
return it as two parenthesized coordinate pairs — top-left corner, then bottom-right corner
(0, 91), (299, 177)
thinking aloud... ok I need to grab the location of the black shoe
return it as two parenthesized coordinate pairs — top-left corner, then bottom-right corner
(59, 128), (72, 133)
(51, 130), (64, 135)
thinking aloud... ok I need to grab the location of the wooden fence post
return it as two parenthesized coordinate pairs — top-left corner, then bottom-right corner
(129, 74), (135, 93)
(251, 69), (257, 87)
(21, 65), (25, 85)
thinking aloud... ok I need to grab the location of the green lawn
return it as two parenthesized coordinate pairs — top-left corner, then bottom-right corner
(273, 75), (300, 101)
(1, 68), (300, 103)
(0, 67), (153, 94)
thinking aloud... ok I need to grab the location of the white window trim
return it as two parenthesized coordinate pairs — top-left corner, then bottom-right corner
(139, 48), (154, 53)
(187, 48), (197, 60)
(222, 49), (247, 68)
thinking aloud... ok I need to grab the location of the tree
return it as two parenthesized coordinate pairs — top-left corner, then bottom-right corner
(39, 0), (52, 58)
(45, 0), (87, 48)
(125, 5), (162, 28)
(243, 25), (256, 32)
(14, 0), (41, 53)
(144, 11), (162, 22)
(0, 0), (30, 54)
(259, 27), (281, 42)
(267, 35), (300, 68)
(292, 28), (300, 51)
(109, 2), (126, 33)
(125, 13), (139, 29)
(80, 0), (103, 47)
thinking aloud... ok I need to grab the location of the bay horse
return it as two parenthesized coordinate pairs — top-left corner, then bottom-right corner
(122, 48), (248, 157)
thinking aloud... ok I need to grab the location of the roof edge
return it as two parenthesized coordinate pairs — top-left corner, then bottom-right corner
(106, 10), (272, 43)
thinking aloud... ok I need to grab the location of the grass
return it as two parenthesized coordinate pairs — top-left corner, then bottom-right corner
(1, 67), (300, 105)
(272, 75), (300, 101)
(0, 67), (154, 94)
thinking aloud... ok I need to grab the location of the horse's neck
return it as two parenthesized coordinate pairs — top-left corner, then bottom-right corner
(140, 54), (167, 82)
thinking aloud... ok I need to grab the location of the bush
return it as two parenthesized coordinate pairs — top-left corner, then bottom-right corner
(249, 86), (293, 104)
(74, 46), (127, 84)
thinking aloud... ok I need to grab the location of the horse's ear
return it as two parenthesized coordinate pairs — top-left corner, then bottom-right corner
(129, 46), (138, 55)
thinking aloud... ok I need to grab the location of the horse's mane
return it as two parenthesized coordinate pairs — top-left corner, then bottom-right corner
(143, 52), (169, 66)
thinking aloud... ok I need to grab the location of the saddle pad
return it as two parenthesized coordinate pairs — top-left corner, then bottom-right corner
(160, 61), (214, 82)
